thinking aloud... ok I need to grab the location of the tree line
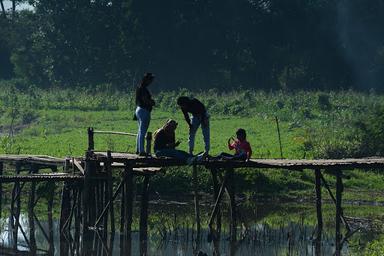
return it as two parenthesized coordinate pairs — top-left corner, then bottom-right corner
(0, 0), (384, 90)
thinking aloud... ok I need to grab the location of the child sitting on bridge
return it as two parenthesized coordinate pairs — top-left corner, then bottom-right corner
(213, 128), (252, 161)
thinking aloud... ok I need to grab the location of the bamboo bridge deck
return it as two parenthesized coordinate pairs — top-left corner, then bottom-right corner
(2, 153), (383, 179)
(1, 153), (383, 182)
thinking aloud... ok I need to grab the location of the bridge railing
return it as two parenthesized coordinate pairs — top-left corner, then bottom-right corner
(87, 127), (152, 155)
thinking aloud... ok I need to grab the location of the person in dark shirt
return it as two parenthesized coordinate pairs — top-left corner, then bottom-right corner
(153, 119), (191, 161)
(135, 73), (155, 155)
(177, 96), (210, 155)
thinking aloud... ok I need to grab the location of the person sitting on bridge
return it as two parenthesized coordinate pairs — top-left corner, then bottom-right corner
(213, 128), (252, 161)
(177, 96), (210, 156)
(153, 119), (192, 162)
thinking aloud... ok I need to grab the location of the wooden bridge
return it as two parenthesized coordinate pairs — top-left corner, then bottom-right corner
(0, 128), (384, 255)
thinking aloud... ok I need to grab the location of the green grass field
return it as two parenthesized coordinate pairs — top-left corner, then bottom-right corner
(1, 84), (384, 201)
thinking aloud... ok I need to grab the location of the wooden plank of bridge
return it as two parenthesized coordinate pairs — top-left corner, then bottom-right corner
(0, 173), (83, 182)
(0, 154), (65, 166)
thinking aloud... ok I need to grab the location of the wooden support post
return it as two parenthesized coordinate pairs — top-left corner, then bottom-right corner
(227, 168), (237, 242)
(123, 162), (134, 256)
(335, 170), (343, 256)
(33, 212), (49, 242)
(320, 174), (350, 232)
(47, 182), (55, 255)
(140, 175), (150, 256)
(60, 182), (71, 232)
(275, 116), (283, 159)
(209, 171), (229, 227)
(81, 150), (95, 254)
(75, 185), (82, 254)
(107, 150), (115, 233)
(0, 162), (3, 219)
(60, 181), (71, 256)
(192, 164), (201, 238)
(12, 162), (21, 250)
(88, 127), (94, 151)
(210, 168), (221, 234)
(94, 174), (127, 227)
(120, 180), (125, 234)
(146, 132), (152, 155)
(125, 163), (134, 237)
(314, 169), (322, 255)
(28, 165), (38, 254)
(102, 181), (109, 235)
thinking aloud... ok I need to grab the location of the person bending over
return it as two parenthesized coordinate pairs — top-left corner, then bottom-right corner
(153, 119), (192, 161)
(177, 96), (210, 155)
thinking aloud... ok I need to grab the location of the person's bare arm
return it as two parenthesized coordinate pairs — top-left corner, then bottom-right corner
(182, 108), (192, 128)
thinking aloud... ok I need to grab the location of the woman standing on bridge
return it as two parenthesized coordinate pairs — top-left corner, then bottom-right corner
(135, 73), (155, 156)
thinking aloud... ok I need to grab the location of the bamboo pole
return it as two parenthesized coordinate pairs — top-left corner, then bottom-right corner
(60, 181), (71, 256)
(107, 150), (115, 232)
(33, 212), (49, 242)
(94, 175), (127, 227)
(210, 168), (221, 234)
(315, 169), (322, 255)
(320, 173), (350, 231)
(208, 172), (229, 227)
(28, 165), (38, 254)
(146, 132), (152, 155)
(81, 150), (95, 254)
(60, 182), (71, 232)
(47, 185), (55, 255)
(88, 127), (95, 151)
(275, 116), (283, 159)
(227, 168), (237, 242)
(335, 170), (343, 256)
(12, 162), (21, 250)
(192, 164), (201, 237)
(125, 164), (134, 235)
(0, 162), (3, 219)
(140, 175), (150, 256)
(74, 186), (81, 254)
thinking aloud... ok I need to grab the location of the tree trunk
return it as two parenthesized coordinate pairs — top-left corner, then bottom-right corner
(0, 0), (6, 19)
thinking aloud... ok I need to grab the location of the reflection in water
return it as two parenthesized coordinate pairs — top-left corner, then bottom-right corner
(1, 200), (378, 255)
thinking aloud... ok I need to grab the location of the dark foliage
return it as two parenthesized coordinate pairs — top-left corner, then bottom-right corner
(0, 0), (384, 90)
